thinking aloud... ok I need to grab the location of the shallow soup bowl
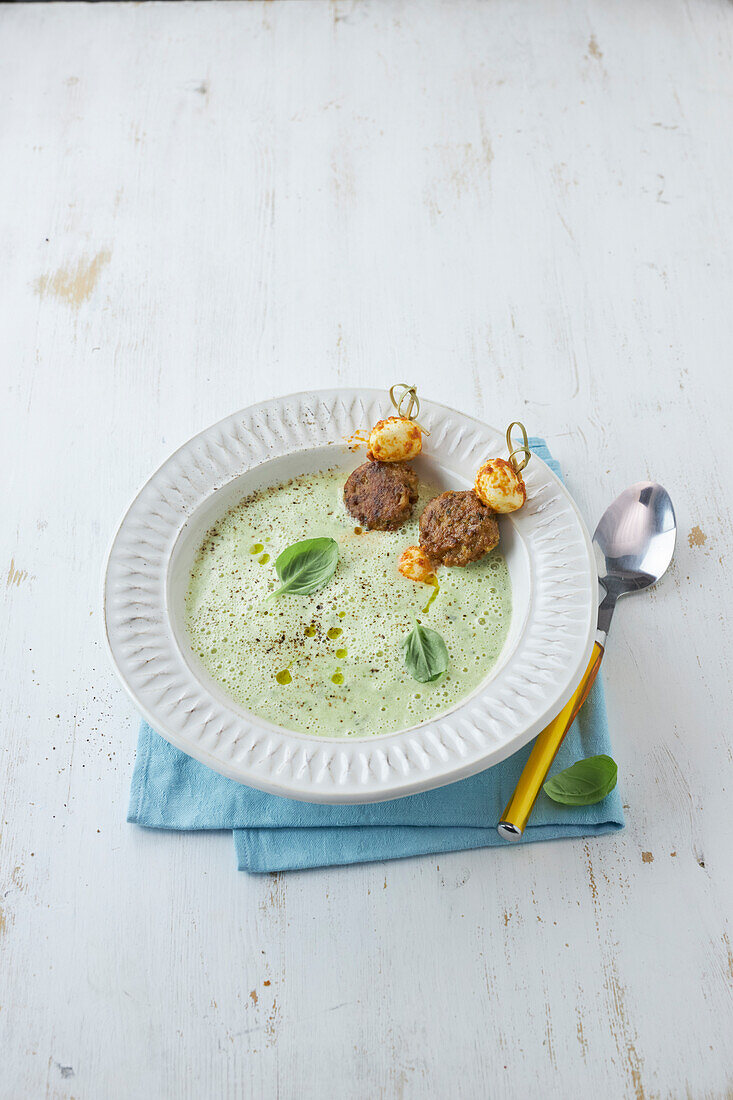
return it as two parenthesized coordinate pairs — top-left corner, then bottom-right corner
(103, 389), (596, 803)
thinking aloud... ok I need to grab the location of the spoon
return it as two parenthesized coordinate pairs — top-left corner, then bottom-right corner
(497, 482), (676, 841)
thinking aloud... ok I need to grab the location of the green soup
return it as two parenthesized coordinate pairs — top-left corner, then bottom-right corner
(185, 467), (512, 738)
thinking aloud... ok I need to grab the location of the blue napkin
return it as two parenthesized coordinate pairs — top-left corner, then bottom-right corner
(127, 440), (624, 872)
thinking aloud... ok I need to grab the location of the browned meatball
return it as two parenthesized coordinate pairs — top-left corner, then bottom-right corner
(419, 490), (499, 566)
(344, 461), (419, 531)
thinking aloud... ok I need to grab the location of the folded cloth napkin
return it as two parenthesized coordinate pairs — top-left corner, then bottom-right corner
(128, 439), (624, 872)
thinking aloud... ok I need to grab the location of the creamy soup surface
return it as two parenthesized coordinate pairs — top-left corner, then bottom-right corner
(185, 467), (512, 737)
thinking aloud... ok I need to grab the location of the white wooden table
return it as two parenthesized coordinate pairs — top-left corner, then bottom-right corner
(2, 2), (732, 1096)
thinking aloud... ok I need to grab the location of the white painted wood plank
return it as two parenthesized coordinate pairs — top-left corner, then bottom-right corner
(1, 1), (731, 1097)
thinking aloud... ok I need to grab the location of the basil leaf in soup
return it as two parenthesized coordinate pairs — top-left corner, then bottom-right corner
(543, 754), (618, 806)
(401, 621), (449, 683)
(270, 537), (339, 598)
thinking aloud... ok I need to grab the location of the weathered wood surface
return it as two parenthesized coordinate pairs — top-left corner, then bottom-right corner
(1, 1), (732, 1096)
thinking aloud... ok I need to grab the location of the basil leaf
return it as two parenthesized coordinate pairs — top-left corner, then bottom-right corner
(543, 754), (618, 806)
(270, 537), (339, 598)
(401, 621), (449, 683)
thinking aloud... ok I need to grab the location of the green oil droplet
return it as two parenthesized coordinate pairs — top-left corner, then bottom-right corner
(275, 669), (292, 685)
(338, 611), (346, 619)
(422, 578), (440, 615)
(258, 553), (270, 564)
(250, 543), (264, 554)
(331, 670), (344, 685)
(304, 624), (316, 638)
(327, 627), (343, 640)
(335, 647), (347, 659)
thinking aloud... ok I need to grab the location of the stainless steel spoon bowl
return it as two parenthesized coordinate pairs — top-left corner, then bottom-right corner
(498, 481), (676, 840)
(594, 482), (677, 641)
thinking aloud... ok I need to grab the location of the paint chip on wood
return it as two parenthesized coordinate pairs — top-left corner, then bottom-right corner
(34, 249), (111, 308)
(587, 34), (603, 60)
(6, 559), (29, 588)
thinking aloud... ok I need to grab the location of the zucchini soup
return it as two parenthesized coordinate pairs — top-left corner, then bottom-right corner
(184, 467), (512, 737)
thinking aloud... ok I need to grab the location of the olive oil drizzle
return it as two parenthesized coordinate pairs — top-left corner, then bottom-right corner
(422, 577), (440, 615)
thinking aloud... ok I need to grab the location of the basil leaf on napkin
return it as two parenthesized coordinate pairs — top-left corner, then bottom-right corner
(401, 621), (449, 683)
(543, 754), (618, 806)
(270, 537), (339, 598)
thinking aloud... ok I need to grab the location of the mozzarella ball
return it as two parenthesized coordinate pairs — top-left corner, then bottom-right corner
(474, 457), (526, 513)
(398, 545), (436, 585)
(367, 417), (422, 463)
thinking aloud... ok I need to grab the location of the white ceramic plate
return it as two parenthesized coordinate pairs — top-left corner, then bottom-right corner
(103, 389), (596, 803)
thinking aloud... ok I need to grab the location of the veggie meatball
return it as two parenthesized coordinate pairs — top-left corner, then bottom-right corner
(419, 490), (499, 566)
(344, 461), (419, 531)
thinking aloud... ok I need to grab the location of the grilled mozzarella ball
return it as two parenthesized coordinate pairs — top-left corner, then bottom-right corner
(398, 545), (436, 585)
(474, 457), (526, 513)
(367, 416), (422, 463)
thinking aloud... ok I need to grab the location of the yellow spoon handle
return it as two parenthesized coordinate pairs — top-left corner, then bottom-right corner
(497, 642), (605, 840)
